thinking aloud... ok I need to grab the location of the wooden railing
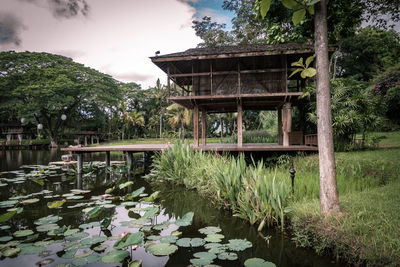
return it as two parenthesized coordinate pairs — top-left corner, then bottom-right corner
(305, 134), (318, 146)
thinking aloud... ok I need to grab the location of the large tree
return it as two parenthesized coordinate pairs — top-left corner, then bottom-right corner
(0, 51), (121, 147)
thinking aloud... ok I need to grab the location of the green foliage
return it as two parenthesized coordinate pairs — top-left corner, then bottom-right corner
(0, 51), (122, 144)
(303, 78), (385, 150)
(339, 27), (400, 81)
(289, 55), (316, 79)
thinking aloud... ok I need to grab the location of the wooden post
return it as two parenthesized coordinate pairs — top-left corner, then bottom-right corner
(126, 152), (133, 171)
(210, 61), (213, 95)
(84, 136), (88, 146)
(283, 102), (292, 146)
(77, 153), (84, 174)
(201, 110), (207, 147)
(105, 151), (111, 167)
(237, 102), (243, 148)
(277, 107), (283, 145)
(238, 61), (241, 94)
(167, 66), (171, 99)
(193, 106), (199, 148)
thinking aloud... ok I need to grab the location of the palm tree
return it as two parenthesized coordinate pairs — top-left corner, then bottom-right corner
(145, 79), (167, 138)
(167, 103), (192, 140)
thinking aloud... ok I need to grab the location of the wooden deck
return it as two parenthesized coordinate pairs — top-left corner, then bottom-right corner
(61, 143), (318, 153)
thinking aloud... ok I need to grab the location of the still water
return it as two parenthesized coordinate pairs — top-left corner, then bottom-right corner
(0, 149), (341, 267)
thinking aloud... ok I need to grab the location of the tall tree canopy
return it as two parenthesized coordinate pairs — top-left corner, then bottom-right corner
(0, 51), (122, 146)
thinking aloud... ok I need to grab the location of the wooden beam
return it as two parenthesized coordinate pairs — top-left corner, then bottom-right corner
(167, 65), (171, 100)
(277, 107), (283, 145)
(201, 110), (207, 146)
(170, 68), (291, 78)
(193, 106), (199, 148)
(237, 102), (243, 148)
(283, 102), (292, 146)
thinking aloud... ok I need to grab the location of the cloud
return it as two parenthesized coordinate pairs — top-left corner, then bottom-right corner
(196, 7), (230, 25)
(112, 72), (154, 84)
(178, 0), (198, 3)
(18, 0), (90, 19)
(52, 49), (86, 59)
(0, 12), (25, 47)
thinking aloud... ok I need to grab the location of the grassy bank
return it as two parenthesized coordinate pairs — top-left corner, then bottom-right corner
(145, 136), (400, 265)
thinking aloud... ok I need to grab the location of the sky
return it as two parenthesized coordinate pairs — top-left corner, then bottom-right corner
(0, 0), (234, 88)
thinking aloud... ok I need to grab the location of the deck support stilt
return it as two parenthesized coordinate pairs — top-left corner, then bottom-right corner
(283, 102), (292, 146)
(237, 102), (243, 148)
(193, 106), (199, 148)
(277, 107), (283, 145)
(77, 153), (84, 174)
(105, 151), (111, 167)
(201, 110), (207, 147)
(126, 151), (133, 172)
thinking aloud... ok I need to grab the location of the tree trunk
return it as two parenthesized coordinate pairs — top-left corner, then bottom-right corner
(49, 135), (58, 148)
(315, 0), (340, 215)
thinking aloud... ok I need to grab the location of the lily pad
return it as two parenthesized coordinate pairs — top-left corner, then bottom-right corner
(142, 206), (159, 218)
(119, 181), (133, 189)
(146, 243), (178, 256)
(114, 231), (144, 249)
(199, 226), (222, 235)
(0, 210), (17, 223)
(36, 223), (59, 232)
(64, 228), (80, 236)
(0, 200), (18, 208)
(61, 248), (78, 259)
(47, 199), (66, 209)
(79, 221), (100, 229)
(0, 236), (13, 242)
(160, 235), (178, 244)
(87, 206), (104, 219)
(129, 260), (143, 267)
(1, 247), (21, 257)
(14, 229), (34, 238)
(101, 249), (130, 263)
(218, 252), (238, 261)
(21, 198), (40, 205)
(153, 222), (170, 231)
(80, 235), (107, 246)
(194, 251), (217, 260)
(175, 212), (194, 226)
(139, 191), (159, 202)
(23, 233), (39, 243)
(65, 232), (89, 242)
(72, 254), (100, 266)
(190, 258), (213, 266)
(19, 245), (46, 255)
(66, 195), (84, 200)
(34, 215), (62, 225)
(100, 217), (112, 229)
(204, 234), (224, 243)
(93, 244), (108, 252)
(127, 187), (145, 199)
(227, 239), (252, 251)
(244, 258), (276, 267)
(121, 201), (137, 207)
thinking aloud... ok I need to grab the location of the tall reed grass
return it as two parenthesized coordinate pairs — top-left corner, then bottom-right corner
(146, 140), (291, 230)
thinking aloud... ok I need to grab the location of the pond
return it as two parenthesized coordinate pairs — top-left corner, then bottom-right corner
(0, 149), (341, 267)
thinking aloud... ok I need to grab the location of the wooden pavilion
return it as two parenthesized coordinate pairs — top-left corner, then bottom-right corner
(151, 43), (319, 150)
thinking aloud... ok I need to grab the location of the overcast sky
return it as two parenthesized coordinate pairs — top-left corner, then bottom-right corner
(0, 0), (233, 88)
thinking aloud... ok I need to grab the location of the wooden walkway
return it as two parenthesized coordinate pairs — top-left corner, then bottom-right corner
(61, 143), (318, 153)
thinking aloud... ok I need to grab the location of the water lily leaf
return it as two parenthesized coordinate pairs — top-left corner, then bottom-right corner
(67, 203), (87, 209)
(0, 210), (17, 223)
(35, 239), (56, 246)
(14, 230), (34, 238)
(80, 235), (107, 246)
(0, 225), (11, 230)
(21, 198), (40, 205)
(34, 215), (62, 225)
(93, 244), (108, 252)
(190, 258), (213, 266)
(244, 258), (276, 267)
(35, 258), (54, 266)
(176, 238), (191, 247)
(66, 195), (84, 200)
(101, 249), (130, 263)
(160, 235), (178, 244)
(52, 225), (69, 236)
(129, 260), (142, 267)
(199, 226), (222, 235)
(139, 191), (159, 202)
(204, 234), (224, 243)
(87, 206), (104, 219)
(0, 200), (18, 208)
(36, 223), (59, 232)
(146, 243), (178, 256)
(70, 189), (90, 194)
(64, 228), (80, 236)
(119, 181), (133, 189)
(31, 178), (44, 186)
(100, 217), (112, 229)
(153, 222), (170, 231)
(114, 232), (144, 249)
(176, 237), (205, 247)
(61, 248), (78, 259)
(121, 201), (137, 207)
(227, 239), (252, 251)
(47, 199), (66, 209)
(194, 251), (217, 260)
(72, 254), (100, 266)
(105, 187), (115, 194)
(65, 232), (90, 242)
(175, 212), (194, 226)
(171, 230), (182, 237)
(79, 221), (100, 229)
(128, 187), (145, 199)
(218, 252), (238, 260)
(142, 206), (159, 218)
(75, 250), (93, 258)
(19, 245), (46, 255)
(1, 247), (21, 257)
(23, 233), (39, 243)
(0, 236), (13, 242)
